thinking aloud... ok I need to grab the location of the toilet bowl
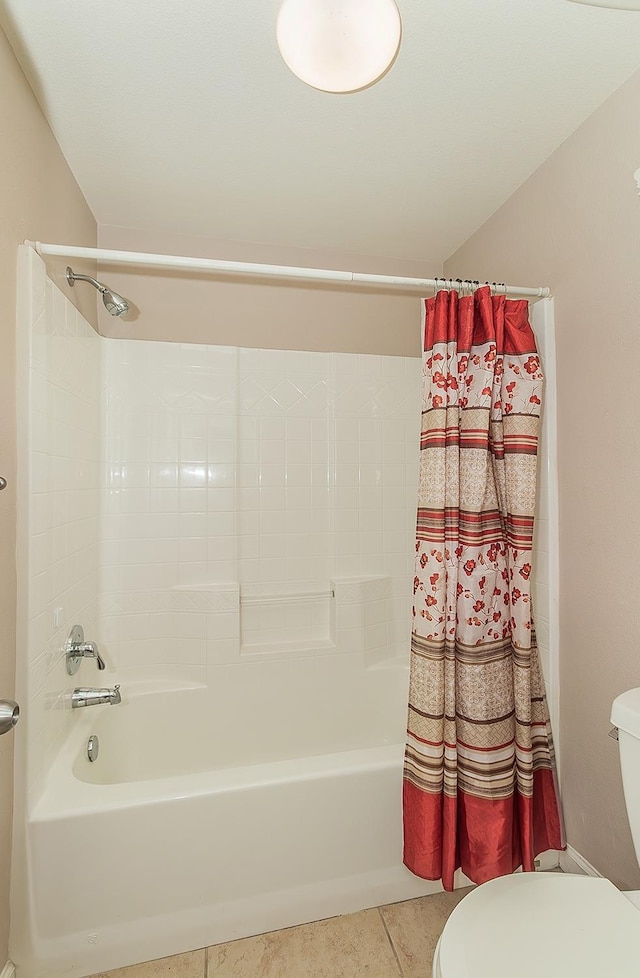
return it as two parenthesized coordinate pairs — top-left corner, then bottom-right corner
(434, 688), (640, 977)
(433, 873), (640, 977)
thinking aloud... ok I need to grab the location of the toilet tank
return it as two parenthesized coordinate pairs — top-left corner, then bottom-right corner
(612, 688), (640, 867)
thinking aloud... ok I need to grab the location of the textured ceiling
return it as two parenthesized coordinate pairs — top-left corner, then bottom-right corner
(3, 0), (640, 262)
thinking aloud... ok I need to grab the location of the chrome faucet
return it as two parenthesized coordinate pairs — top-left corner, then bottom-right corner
(65, 625), (106, 674)
(71, 685), (121, 709)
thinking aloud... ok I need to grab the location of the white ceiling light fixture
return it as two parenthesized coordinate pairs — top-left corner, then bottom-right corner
(276, 0), (402, 94)
(567, 1), (640, 9)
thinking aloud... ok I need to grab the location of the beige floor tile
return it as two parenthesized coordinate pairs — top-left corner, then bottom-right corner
(207, 909), (403, 978)
(380, 888), (474, 978)
(91, 949), (205, 978)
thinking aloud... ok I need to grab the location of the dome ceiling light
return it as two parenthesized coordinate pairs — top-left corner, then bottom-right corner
(276, 0), (402, 94)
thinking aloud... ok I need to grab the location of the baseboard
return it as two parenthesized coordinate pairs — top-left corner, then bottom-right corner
(535, 849), (561, 871)
(559, 845), (602, 877)
(0, 960), (16, 978)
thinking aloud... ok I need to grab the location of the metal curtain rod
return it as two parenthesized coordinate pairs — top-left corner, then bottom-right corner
(27, 241), (551, 300)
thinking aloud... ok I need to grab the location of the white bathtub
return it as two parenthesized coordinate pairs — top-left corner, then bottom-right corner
(14, 662), (443, 978)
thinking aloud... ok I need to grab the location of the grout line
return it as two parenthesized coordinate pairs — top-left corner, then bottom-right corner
(204, 946), (209, 978)
(378, 907), (405, 977)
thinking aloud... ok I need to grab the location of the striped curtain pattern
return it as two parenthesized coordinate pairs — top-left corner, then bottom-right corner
(403, 286), (564, 890)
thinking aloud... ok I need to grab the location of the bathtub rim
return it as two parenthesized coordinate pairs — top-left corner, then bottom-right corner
(31, 696), (408, 821)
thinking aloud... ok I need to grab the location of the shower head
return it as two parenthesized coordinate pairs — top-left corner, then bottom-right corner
(101, 288), (129, 318)
(66, 266), (130, 318)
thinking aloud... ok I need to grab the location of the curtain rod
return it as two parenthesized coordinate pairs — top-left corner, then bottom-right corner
(27, 241), (552, 300)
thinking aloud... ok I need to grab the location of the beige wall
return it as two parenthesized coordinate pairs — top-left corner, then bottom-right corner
(0, 23), (97, 963)
(97, 226), (439, 355)
(445, 68), (640, 889)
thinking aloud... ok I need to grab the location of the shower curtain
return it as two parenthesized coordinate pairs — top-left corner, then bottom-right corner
(403, 286), (563, 891)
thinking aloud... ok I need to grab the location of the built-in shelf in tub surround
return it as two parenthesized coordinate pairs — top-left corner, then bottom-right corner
(98, 577), (400, 665)
(240, 581), (334, 652)
(237, 576), (395, 663)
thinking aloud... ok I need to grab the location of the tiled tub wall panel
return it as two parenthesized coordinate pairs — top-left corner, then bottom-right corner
(98, 586), (240, 671)
(531, 306), (557, 697)
(330, 354), (421, 662)
(100, 342), (422, 671)
(236, 348), (332, 589)
(532, 463), (552, 680)
(27, 269), (101, 796)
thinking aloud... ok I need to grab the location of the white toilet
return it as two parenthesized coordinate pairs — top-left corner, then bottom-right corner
(433, 688), (640, 977)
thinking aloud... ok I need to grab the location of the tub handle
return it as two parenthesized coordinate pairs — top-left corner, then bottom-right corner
(66, 624), (106, 674)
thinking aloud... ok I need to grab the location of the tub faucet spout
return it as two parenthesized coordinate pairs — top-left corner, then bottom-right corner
(72, 685), (121, 709)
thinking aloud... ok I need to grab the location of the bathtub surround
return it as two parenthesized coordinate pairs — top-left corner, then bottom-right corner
(444, 65), (640, 891)
(12, 248), (437, 978)
(529, 299), (560, 762)
(15, 249), (101, 802)
(17, 245), (423, 753)
(0, 22), (98, 970)
(13, 250), (559, 976)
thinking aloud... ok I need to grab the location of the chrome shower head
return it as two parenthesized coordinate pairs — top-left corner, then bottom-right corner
(101, 288), (129, 317)
(66, 266), (131, 318)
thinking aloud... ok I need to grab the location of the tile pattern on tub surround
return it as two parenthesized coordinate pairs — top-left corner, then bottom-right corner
(25, 262), (101, 800)
(100, 341), (423, 674)
(88, 889), (474, 978)
(99, 336), (554, 680)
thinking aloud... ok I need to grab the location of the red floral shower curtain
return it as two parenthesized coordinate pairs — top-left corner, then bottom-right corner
(403, 286), (564, 891)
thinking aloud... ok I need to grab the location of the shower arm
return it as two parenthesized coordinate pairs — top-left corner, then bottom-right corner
(66, 270), (108, 294)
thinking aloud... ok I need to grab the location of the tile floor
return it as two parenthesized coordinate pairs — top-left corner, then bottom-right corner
(90, 888), (474, 978)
